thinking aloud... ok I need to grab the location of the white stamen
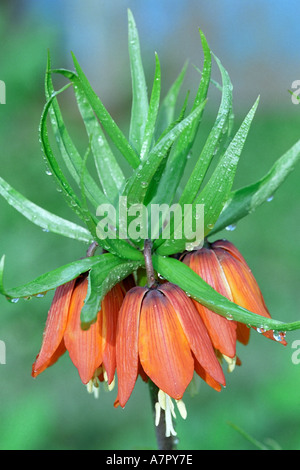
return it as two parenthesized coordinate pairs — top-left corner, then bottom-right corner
(155, 402), (161, 427)
(176, 399), (187, 420)
(155, 390), (188, 437)
(86, 380), (94, 394)
(222, 354), (237, 373)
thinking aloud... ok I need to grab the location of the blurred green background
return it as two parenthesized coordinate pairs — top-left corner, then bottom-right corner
(0, 0), (299, 450)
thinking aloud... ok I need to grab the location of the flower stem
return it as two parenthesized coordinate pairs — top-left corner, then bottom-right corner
(86, 241), (99, 257)
(143, 239), (156, 288)
(148, 381), (178, 451)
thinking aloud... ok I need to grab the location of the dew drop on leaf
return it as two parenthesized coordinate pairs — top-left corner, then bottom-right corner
(225, 224), (237, 232)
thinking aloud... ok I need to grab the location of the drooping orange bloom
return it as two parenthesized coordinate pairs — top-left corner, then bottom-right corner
(182, 239), (286, 358)
(115, 282), (226, 408)
(32, 275), (125, 386)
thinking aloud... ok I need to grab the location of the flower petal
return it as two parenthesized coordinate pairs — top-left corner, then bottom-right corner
(101, 283), (125, 384)
(64, 277), (103, 384)
(159, 283), (226, 387)
(236, 322), (251, 345)
(215, 248), (287, 345)
(116, 286), (147, 407)
(139, 289), (194, 400)
(184, 250), (237, 357)
(32, 340), (66, 378)
(193, 355), (223, 392)
(211, 239), (248, 265)
(32, 280), (76, 377)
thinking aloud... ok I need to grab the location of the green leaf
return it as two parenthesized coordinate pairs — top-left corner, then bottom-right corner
(102, 239), (144, 262)
(152, 30), (212, 208)
(73, 77), (125, 202)
(155, 61), (188, 139)
(124, 101), (207, 207)
(145, 91), (190, 206)
(0, 176), (93, 244)
(40, 84), (96, 231)
(156, 96), (259, 255)
(0, 254), (118, 300)
(128, 9), (149, 154)
(71, 52), (140, 169)
(196, 96), (260, 235)
(45, 56), (108, 209)
(210, 138), (300, 234)
(178, 53), (233, 206)
(81, 258), (141, 326)
(152, 255), (300, 332)
(140, 52), (161, 160)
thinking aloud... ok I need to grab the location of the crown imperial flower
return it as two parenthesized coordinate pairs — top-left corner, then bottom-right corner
(116, 282), (226, 408)
(182, 239), (287, 349)
(32, 275), (125, 386)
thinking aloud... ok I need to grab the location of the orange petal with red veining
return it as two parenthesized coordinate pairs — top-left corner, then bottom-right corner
(214, 247), (269, 318)
(184, 249), (237, 358)
(32, 340), (67, 378)
(193, 355), (223, 392)
(32, 280), (76, 376)
(101, 283), (125, 384)
(158, 283), (226, 387)
(215, 248), (286, 346)
(116, 286), (147, 408)
(64, 278), (103, 384)
(139, 289), (194, 400)
(236, 322), (251, 345)
(211, 240), (248, 265)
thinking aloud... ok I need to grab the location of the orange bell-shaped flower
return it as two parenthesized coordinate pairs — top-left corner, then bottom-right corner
(32, 275), (125, 386)
(182, 239), (286, 359)
(116, 282), (226, 408)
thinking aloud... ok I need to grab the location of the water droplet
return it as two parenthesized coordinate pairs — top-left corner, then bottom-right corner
(257, 326), (266, 334)
(141, 181), (148, 188)
(45, 170), (52, 176)
(207, 223), (214, 230)
(267, 195), (274, 202)
(11, 298), (19, 304)
(273, 330), (286, 342)
(185, 243), (195, 252)
(226, 224), (237, 232)
(36, 294), (45, 298)
(42, 228), (50, 233)
(226, 313), (234, 321)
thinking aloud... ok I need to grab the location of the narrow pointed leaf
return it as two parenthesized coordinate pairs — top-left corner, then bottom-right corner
(197, 96), (260, 235)
(73, 79), (125, 201)
(145, 91), (190, 206)
(152, 255), (300, 332)
(46, 57), (108, 208)
(128, 9), (149, 153)
(153, 30), (212, 208)
(71, 52), (140, 169)
(155, 61), (188, 138)
(81, 258), (141, 325)
(0, 176), (93, 243)
(0, 254), (120, 300)
(157, 97), (259, 255)
(211, 138), (300, 234)
(179, 53), (233, 206)
(140, 53), (161, 160)
(124, 101), (207, 206)
(40, 85), (96, 231)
